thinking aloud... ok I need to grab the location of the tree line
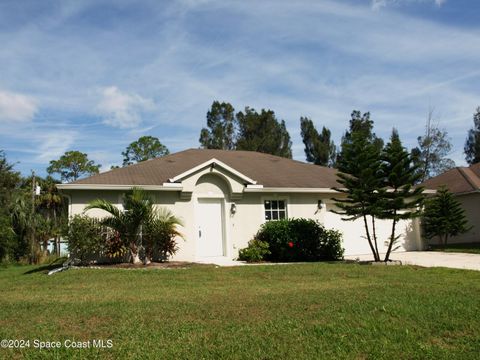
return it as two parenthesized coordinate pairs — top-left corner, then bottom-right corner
(199, 101), (480, 174)
(42, 101), (480, 184)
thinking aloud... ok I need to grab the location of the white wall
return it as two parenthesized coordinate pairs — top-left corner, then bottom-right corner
(65, 170), (422, 261)
(324, 202), (422, 256)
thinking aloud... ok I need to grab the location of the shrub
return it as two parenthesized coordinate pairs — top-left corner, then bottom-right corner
(0, 215), (16, 262)
(255, 220), (293, 261)
(65, 215), (106, 262)
(143, 208), (182, 262)
(238, 239), (270, 262)
(254, 218), (344, 262)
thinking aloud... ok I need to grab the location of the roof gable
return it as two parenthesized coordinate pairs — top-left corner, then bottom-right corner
(422, 164), (480, 194)
(167, 158), (257, 185)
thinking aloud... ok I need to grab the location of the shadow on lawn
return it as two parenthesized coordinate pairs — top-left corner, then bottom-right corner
(23, 257), (67, 275)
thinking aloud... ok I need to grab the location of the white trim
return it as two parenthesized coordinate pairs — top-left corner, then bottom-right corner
(58, 183), (434, 195)
(246, 187), (437, 194)
(246, 187), (339, 193)
(168, 158), (257, 185)
(57, 184), (183, 191)
(246, 184), (264, 189)
(162, 182), (183, 188)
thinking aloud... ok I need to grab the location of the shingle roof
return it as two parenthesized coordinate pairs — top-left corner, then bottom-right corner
(421, 163), (480, 194)
(70, 149), (340, 188)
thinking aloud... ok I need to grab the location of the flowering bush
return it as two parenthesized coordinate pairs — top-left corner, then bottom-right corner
(253, 218), (344, 262)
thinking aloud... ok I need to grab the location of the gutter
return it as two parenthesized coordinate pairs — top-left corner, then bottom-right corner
(56, 183), (183, 191)
(244, 187), (340, 193)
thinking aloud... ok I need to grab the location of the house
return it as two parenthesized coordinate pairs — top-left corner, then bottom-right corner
(422, 163), (480, 244)
(57, 149), (423, 261)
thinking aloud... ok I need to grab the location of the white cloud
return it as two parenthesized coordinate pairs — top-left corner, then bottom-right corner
(35, 131), (77, 163)
(96, 86), (155, 129)
(371, 0), (387, 11)
(0, 90), (37, 123)
(371, 0), (447, 10)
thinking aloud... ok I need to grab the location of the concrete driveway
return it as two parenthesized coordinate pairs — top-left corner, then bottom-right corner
(346, 251), (480, 271)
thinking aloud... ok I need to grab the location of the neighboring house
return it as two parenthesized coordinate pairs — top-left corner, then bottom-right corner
(422, 163), (480, 244)
(57, 149), (423, 261)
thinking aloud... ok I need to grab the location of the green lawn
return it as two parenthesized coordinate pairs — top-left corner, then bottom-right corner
(0, 263), (479, 359)
(430, 242), (480, 254)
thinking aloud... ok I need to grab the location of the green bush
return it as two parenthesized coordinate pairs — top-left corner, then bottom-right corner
(254, 218), (344, 262)
(143, 210), (182, 262)
(238, 239), (270, 262)
(0, 215), (16, 263)
(65, 215), (106, 262)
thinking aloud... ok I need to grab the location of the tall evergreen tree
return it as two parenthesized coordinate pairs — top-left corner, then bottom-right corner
(422, 187), (471, 248)
(0, 151), (21, 261)
(236, 107), (292, 158)
(464, 106), (480, 165)
(380, 129), (424, 261)
(333, 130), (384, 261)
(199, 101), (235, 150)
(338, 111), (383, 164)
(122, 136), (169, 166)
(47, 151), (100, 182)
(300, 117), (336, 167)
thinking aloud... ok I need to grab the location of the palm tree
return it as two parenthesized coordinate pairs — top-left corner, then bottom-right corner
(85, 187), (161, 264)
(144, 208), (183, 263)
(11, 193), (38, 263)
(36, 176), (65, 256)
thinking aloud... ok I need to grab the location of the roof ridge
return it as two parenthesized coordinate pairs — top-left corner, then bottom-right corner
(458, 167), (480, 190)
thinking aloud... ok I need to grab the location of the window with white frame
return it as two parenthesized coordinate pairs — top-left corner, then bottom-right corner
(264, 200), (287, 221)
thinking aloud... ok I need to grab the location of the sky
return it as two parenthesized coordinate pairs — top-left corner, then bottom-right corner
(0, 0), (479, 177)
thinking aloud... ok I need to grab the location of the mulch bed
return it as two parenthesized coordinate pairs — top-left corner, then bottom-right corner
(90, 261), (206, 269)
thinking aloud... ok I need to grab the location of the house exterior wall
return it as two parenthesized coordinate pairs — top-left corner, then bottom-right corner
(324, 202), (422, 255)
(458, 193), (480, 243)
(64, 170), (422, 261)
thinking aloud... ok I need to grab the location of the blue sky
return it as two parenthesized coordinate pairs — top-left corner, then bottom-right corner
(0, 0), (479, 177)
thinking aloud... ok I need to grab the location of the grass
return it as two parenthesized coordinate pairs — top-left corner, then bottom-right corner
(430, 242), (480, 254)
(0, 263), (479, 359)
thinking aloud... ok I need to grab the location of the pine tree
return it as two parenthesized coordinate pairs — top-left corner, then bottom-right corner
(338, 111), (383, 164)
(464, 106), (480, 165)
(47, 151), (100, 182)
(333, 130), (384, 261)
(199, 101), (235, 150)
(380, 129), (424, 261)
(122, 136), (169, 166)
(235, 107), (292, 158)
(300, 117), (336, 167)
(422, 187), (471, 248)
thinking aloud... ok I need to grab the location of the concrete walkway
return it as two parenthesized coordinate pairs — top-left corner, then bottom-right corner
(345, 251), (480, 271)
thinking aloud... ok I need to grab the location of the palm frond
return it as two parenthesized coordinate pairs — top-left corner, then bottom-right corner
(85, 199), (123, 218)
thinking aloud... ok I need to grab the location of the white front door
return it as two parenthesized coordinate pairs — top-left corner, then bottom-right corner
(196, 198), (225, 257)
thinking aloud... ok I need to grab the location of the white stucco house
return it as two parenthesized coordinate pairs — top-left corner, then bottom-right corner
(57, 149), (423, 261)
